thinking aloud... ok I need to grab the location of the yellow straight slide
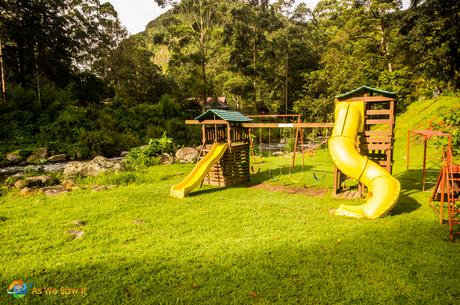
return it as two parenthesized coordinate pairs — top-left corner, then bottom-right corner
(170, 143), (228, 198)
(328, 101), (400, 219)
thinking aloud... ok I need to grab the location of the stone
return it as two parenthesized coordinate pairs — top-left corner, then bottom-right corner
(175, 147), (199, 164)
(13, 179), (27, 189)
(272, 151), (284, 156)
(63, 156), (122, 177)
(6, 151), (22, 164)
(41, 185), (67, 196)
(160, 153), (174, 164)
(25, 147), (48, 164)
(120, 151), (129, 157)
(47, 154), (67, 162)
(92, 185), (117, 192)
(67, 229), (85, 239)
(62, 179), (78, 191)
(25, 175), (53, 187)
(20, 187), (34, 196)
(71, 220), (87, 226)
(33, 147), (48, 159)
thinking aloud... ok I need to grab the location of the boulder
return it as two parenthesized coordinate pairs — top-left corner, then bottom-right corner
(62, 179), (79, 191)
(47, 154), (67, 163)
(26, 147), (49, 164)
(64, 156), (122, 177)
(160, 153), (174, 164)
(25, 175), (54, 187)
(272, 151), (284, 156)
(41, 185), (67, 196)
(20, 187), (34, 196)
(13, 179), (27, 189)
(175, 147), (199, 164)
(34, 147), (48, 159)
(6, 151), (22, 164)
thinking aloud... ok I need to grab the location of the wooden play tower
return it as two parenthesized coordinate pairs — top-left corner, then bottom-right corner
(188, 109), (252, 187)
(333, 86), (397, 198)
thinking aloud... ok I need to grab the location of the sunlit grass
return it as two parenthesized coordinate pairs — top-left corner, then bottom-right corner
(0, 96), (459, 304)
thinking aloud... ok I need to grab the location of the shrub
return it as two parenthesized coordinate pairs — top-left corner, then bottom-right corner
(123, 133), (173, 170)
(432, 109), (460, 155)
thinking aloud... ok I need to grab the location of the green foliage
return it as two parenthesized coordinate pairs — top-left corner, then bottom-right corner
(123, 133), (174, 170)
(432, 108), (460, 155)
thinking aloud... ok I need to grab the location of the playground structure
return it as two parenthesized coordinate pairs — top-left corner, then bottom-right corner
(170, 109), (253, 198)
(425, 133), (460, 239)
(333, 86), (397, 199)
(407, 129), (452, 191)
(171, 86), (401, 219)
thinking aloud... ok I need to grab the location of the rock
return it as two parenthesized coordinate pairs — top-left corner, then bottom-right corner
(26, 147), (48, 164)
(20, 187), (34, 196)
(64, 156), (122, 177)
(160, 153), (174, 164)
(25, 175), (53, 187)
(272, 151), (284, 156)
(47, 154), (67, 162)
(6, 151), (22, 164)
(71, 220), (87, 226)
(175, 147), (199, 164)
(33, 147), (48, 159)
(67, 229), (85, 239)
(62, 179), (79, 191)
(120, 151), (129, 157)
(92, 185), (117, 192)
(41, 185), (67, 196)
(13, 179), (27, 189)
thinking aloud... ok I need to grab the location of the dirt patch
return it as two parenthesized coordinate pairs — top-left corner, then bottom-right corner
(249, 183), (328, 196)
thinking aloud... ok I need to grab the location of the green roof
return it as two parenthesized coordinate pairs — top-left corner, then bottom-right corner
(336, 86), (396, 99)
(195, 109), (252, 123)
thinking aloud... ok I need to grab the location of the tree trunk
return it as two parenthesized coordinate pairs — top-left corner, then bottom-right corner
(0, 36), (6, 103)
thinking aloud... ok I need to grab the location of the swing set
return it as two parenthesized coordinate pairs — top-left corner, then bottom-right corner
(245, 114), (333, 183)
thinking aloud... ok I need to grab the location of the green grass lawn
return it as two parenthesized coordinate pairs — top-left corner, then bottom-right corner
(1, 96), (460, 304)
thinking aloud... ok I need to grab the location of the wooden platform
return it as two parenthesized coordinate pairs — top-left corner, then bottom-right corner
(335, 190), (362, 199)
(204, 143), (250, 187)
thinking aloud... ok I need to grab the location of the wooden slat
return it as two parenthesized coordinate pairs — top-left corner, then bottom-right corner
(366, 119), (393, 125)
(366, 109), (391, 115)
(362, 130), (392, 137)
(360, 143), (392, 150)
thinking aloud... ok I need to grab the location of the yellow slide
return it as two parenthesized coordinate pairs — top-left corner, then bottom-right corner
(328, 101), (400, 219)
(170, 143), (228, 198)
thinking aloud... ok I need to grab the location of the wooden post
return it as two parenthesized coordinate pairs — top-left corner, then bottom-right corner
(422, 136), (427, 191)
(0, 36), (6, 103)
(227, 123), (231, 147)
(300, 127), (304, 171)
(291, 115), (301, 167)
(406, 130), (411, 170)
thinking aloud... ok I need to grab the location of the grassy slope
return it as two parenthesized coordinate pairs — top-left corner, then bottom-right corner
(0, 97), (460, 305)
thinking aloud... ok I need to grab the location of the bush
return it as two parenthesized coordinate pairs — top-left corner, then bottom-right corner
(432, 109), (460, 155)
(123, 133), (173, 170)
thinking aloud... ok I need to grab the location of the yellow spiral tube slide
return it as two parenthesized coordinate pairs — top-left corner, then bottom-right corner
(328, 101), (400, 219)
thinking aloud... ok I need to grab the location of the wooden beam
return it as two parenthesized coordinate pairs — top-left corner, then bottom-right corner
(241, 122), (334, 128)
(344, 96), (394, 102)
(186, 119), (229, 125)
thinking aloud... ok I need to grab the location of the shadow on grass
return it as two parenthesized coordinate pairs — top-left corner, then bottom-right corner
(395, 169), (440, 195)
(14, 220), (460, 305)
(0, 216), (7, 222)
(390, 193), (421, 215)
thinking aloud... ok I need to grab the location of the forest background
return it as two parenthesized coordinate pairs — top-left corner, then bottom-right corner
(0, 0), (458, 160)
